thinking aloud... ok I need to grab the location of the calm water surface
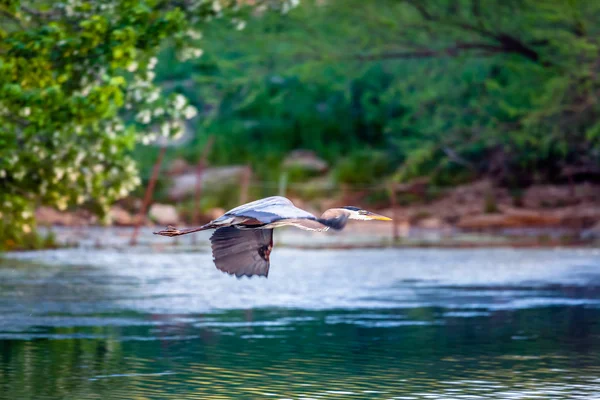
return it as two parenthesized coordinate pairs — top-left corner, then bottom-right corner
(1, 246), (600, 399)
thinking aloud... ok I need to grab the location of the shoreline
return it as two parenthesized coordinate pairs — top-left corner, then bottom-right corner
(3, 225), (594, 252)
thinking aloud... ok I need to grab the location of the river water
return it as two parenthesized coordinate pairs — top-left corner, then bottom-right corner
(1, 245), (600, 399)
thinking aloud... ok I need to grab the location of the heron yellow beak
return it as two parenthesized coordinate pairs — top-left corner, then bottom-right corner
(367, 212), (393, 221)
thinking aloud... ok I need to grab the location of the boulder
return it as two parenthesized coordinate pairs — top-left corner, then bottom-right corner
(523, 183), (600, 208)
(207, 207), (226, 220)
(35, 206), (92, 226)
(581, 221), (600, 240)
(168, 158), (192, 175)
(168, 166), (247, 200)
(418, 217), (451, 230)
(149, 204), (179, 225)
(457, 211), (561, 230)
(109, 205), (134, 226)
(283, 150), (328, 173)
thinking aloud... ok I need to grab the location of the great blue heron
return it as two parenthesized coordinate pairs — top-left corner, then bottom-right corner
(154, 196), (392, 278)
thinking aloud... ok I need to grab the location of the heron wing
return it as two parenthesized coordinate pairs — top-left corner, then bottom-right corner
(225, 196), (318, 225)
(210, 226), (273, 278)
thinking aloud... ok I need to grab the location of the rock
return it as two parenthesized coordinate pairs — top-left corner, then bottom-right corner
(523, 183), (600, 208)
(149, 204), (179, 225)
(109, 205), (134, 226)
(392, 177), (430, 196)
(457, 211), (561, 230)
(35, 206), (91, 226)
(394, 220), (411, 237)
(283, 150), (328, 173)
(581, 221), (600, 240)
(168, 166), (247, 200)
(555, 205), (600, 229)
(418, 217), (450, 230)
(207, 207), (226, 220)
(168, 158), (192, 175)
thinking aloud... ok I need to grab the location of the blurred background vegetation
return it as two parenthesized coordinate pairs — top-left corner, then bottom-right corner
(145, 0), (600, 186)
(1, 0), (600, 248)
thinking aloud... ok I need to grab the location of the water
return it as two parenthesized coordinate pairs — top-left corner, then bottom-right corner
(1, 246), (600, 399)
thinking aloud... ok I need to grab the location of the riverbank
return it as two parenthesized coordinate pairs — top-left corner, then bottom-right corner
(24, 180), (600, 250)
(24, 224), (597, 252)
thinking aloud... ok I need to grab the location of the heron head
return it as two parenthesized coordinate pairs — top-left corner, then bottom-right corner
(340, 206), (392, 221)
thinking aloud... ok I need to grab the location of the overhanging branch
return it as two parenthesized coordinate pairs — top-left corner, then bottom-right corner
(399, 0), (546, 65)
(355, 42), (510, 61)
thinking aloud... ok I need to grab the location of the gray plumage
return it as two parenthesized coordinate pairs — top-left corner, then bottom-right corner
(210, 227), (273, 278)
(214, 196), (323, 227)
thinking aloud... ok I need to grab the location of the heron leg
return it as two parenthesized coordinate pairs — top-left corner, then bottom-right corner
(153, 224), (213, 237)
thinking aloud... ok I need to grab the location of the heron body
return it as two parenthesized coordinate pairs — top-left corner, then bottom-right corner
(154, 196), (391, 278)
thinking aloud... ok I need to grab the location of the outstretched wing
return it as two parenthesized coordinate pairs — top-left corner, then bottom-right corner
(224, 196), (320, 227)
(210, 227), (273, 278)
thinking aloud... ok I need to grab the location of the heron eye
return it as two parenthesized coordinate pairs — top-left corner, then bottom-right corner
(358, 210), (367, 215)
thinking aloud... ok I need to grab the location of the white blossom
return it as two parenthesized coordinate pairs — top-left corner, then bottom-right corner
(75, 152), (85, 165)
(147, 90), (160, 103)
(184, 105), (197, 119)
(160, 122), (170, 136)
(136, 109), (152, 124)
(174, 94), (186, 111)
(178, 47), (204, 61)
(127, 61), (138, 72)
(56, 198), (68, 211)
(186, 29), (202, 40)
(68, 170), (78, 182)
(81, 85), (92, 96)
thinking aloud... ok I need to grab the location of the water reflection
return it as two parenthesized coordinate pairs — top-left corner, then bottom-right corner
(1, 248), (600, 399)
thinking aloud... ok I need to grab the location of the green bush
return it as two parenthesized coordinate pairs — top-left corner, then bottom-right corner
(333, 150), (391, 186)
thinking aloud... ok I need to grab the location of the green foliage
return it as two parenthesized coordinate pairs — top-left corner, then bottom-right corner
(334, 150), (390, 186)
(3, 0), (600, 244)
(0, 221), (58, 251)
(0, 0), (298, 245)
(150, 0), (600, 189)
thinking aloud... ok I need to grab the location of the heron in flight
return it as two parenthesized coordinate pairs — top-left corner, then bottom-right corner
(154, 196), (391, 278)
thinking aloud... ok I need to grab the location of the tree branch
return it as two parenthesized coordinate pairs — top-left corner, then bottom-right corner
(354, 42), (508, 61)
(442, 145), (477, 171)
(404, 0), (434, 20)
(399, 0), (547, 65)
(0, 8), (25, 28)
